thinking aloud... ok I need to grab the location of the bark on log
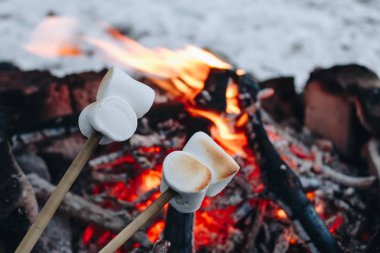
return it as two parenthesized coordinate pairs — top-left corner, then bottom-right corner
(163, 205), (194, 253)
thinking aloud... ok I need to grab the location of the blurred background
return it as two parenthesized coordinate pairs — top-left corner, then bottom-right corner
(1, 0), (380, 88)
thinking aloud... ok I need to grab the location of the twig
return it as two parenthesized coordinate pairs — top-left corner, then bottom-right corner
(244, 201), (266, 251)
(151, 240), (171, 253)
(273, 228), (291, 253)
(314, 151), (376, 189)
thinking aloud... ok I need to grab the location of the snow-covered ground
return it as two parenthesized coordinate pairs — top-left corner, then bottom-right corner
(1, 0), (380, 88)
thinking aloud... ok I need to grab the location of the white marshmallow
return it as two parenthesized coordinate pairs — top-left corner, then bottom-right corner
(79, 97), (137, 144)
(160, 151), (211, 213)
(183, 132), (240, 197)
(78, 66), (155, 144)
(96, 66), (155, 118)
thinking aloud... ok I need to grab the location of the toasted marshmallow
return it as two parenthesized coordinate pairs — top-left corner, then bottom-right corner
(96, 66), (155, 118)
(78, 67), (155, 144)
(183, 132), (240, 197)
(160, 151), (211, 213)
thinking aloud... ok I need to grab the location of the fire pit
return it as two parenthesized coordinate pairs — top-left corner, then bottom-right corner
(0, 25), (378, 253)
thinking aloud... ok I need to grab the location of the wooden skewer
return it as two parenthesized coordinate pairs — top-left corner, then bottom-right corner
(16, 131), (103, 253)
(99, 188), (177, 253)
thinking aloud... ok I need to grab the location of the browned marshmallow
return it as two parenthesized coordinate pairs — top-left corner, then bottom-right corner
(183, 132), (240, 196)
(160, 151), (211, 213)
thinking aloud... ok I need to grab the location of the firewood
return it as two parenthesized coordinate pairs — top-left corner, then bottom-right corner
(0, 140), (38, 252)
(0, 69), (105, 135)
(243, 202), (266, 252)
(314, 149), (376, 189)
(304, 80), (367, 157)
(259, 77), (303, 127)
(238, 73), (342, 253)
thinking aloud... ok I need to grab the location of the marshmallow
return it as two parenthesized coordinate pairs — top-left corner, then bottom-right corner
(160, 151), (211, 213)
(160, 132), (240, 213)
(96, 67), (155, 118)
(183, 132), (240, 197)
(78, 66), (155, 144)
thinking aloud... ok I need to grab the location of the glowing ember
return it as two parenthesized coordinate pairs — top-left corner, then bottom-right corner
(329, 215), (344, 234)
(276, 209), (288, 219)
(146, 220), (165, 243)
(226, 81), (241, 114)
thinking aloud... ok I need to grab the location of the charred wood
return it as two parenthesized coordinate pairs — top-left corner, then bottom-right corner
(243, 202), (266, 252)
(195, 68), (233, 111)
(163, 205), (194, 253)
(0, 140), (38, 252)
(238, 74), (342, 253)
(259, 77), (303, 127)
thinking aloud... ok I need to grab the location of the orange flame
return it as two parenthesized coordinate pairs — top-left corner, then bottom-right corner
(24, 16), (82, 57)
(187, 107), (247, 157)
(26, 20), (247, 156)
(85, 27), (247, 157)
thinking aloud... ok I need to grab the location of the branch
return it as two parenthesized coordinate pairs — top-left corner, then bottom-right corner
(314, 151), (376, 189)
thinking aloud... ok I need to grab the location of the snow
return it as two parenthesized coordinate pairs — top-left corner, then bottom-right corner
(0, 0), (380, 89)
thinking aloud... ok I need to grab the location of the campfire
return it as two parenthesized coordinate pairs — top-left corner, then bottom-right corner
(0, 16), (378, 253)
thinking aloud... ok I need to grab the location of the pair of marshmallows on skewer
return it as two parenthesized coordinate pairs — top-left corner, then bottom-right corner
(79, 66), (155, 144)
(162, 131), (240, 213)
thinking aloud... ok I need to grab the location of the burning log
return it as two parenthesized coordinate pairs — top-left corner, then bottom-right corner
(259, 77), (303, 127)
(163, 205), (194, 253)
(238, 73), (342, 253)
(194, 68), (232, 112)
(0, 140), (38, 252)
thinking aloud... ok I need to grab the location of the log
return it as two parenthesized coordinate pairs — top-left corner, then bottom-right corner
(163, 205), (194, 253)
(237, 73), (342, 253)
(303, 69), (370, 158)
(259, 77), (303, 127)
(0, 69), (105, 135)
(194, 68), (232, 112)
(0, 140), (38, 252)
